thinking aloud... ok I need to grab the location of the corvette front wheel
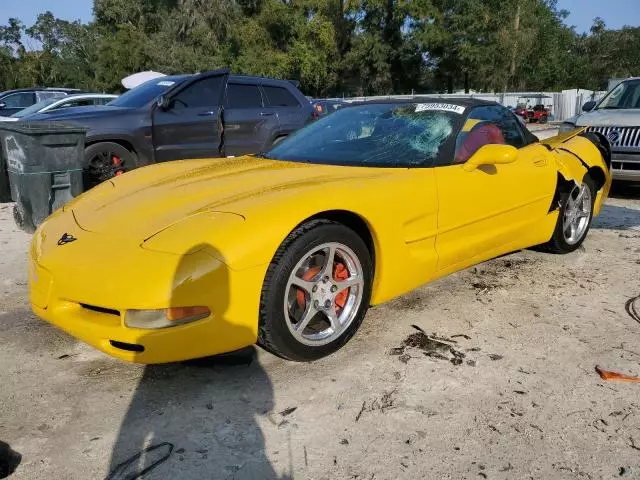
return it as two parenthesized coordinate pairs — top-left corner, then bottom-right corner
(258, 220), (373, 361)
(542, 175), (596, 253)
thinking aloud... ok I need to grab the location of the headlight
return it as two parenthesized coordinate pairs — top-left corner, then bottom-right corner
(559, 122), (577, 134)
(125, 306), (211, 329)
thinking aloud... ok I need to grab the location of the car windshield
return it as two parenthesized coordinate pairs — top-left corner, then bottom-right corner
(10, 98), (59, 118)
(264, 103), (462, 167)
(597, 80), (640, 110)
(108, 76), (188, 108)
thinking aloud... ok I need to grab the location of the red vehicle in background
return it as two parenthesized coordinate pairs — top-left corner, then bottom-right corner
(515, 95), (552, 123)
(527, 104), (551, 123)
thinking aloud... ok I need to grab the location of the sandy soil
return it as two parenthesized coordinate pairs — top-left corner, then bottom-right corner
(0, 184), (639, 480)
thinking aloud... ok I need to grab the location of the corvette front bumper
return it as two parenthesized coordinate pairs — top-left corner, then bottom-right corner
(28, 211), (267, 364)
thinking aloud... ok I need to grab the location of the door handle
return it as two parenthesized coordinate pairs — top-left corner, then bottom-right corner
(260, 112), (274, 116)
(533, 157), (547, 167)
(198, 111), (217, 117)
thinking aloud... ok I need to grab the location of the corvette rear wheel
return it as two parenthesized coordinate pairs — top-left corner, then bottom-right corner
(543, 175), (595, 253)
(258, 220), (372, 361)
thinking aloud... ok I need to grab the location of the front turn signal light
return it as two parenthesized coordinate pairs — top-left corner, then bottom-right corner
(125, 306), (211, 329)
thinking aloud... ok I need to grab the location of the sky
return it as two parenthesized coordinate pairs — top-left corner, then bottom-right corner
(1, 0), (639, 33)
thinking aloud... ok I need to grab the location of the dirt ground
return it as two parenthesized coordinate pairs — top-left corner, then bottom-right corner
(1, 173), (639, 479)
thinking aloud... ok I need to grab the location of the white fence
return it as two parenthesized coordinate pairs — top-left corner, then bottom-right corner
(339, 89), (607, 122)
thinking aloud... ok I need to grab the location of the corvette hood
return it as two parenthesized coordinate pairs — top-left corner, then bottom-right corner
(70, 156), (391, 240)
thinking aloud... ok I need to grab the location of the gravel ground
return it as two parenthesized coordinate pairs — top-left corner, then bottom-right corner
(1, 165), (639, 479)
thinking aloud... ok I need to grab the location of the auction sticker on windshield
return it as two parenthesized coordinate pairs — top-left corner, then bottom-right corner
(415, 103), (466, 114)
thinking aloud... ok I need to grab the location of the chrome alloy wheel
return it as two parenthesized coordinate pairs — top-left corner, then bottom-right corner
(284, 242), (365, 346)
(563, 183), (592, 245)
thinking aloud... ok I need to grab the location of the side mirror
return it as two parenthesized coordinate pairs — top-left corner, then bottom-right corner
(0, 102), (6, 109)
(463, 144), (518, 172)
(156, 95), (171, 110)
(582, 100), (596, 112)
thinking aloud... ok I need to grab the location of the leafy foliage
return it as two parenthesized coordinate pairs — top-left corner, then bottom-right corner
(1, 0), (638, 95)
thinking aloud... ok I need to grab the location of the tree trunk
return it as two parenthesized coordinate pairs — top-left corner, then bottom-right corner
(506, 0), (520, 92)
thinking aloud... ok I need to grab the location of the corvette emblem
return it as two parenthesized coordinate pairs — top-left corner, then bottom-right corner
(57, 233), (77, 246)
(607, 130), (620, 144)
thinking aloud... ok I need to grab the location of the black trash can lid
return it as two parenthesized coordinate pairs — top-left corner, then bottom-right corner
(0, 121), (87, 135)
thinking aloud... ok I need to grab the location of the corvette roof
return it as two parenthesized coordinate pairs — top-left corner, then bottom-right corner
(345, 97), (498, 108)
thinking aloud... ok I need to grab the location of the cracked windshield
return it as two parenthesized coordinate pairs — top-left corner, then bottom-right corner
(266, 103), (458, 166)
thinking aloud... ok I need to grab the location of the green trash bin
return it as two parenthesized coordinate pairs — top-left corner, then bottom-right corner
(0, 145), (10, 203)
(0, 122), (86, 233)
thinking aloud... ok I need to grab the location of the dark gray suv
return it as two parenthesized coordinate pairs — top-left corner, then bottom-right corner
(27, 69), (314, 187)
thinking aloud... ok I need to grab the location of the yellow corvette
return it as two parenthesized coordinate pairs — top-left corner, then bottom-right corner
(29, 99), (612, 363)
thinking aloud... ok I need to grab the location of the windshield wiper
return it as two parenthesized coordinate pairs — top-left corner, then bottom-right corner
(599, 106), (620, 109)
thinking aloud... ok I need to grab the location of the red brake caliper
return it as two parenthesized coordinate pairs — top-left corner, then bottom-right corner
(112, 155), (123, 176)
(333, 263), (349, 310)
(296, 266), (321, 309)
(295, 263), (350, 311)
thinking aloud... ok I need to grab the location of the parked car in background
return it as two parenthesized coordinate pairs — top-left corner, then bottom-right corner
(311, 99), (345, 117)
(0, 94), (117, 122)
(27, 69), (314, 188)
(560, 77), (640, 182)
(0, 88), (82, 117)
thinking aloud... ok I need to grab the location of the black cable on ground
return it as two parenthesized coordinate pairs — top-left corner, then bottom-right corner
(626, 295), (640, 324)
(105, 442), (173, 480)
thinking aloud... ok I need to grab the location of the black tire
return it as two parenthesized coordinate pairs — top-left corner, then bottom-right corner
(540, 115), (548, 124)
(83, 142), (137, 189)
(542, 175), (596, 254)
(258, 220), (373, 361)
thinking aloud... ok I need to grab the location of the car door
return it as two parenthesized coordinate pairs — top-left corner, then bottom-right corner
(434, 105), (557, 272)
(0, 92), (36, 116)
(152, 71), (229, 162)
(223, 81), (277, 156)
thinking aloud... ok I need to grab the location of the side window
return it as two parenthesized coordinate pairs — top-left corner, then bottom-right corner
(2, 92), (35, 108)
(173, 76), (225, 108)
(37, 91), (66, 102)
(225, 83), (263, 108)
(55, 99), (91, 109)
(454, 106), (525, 164)
(262, 86), (300, 107)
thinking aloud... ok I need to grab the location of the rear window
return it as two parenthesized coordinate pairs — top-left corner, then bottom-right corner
(226, 84), (263, 108)
(263, 86), (300, 107)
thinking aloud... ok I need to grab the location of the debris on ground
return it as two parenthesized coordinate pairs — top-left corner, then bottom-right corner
(595, 366), (640, 383)
(355, 389), (398, 422)
(472, 281), (500, 294)
(619, 466), (633, 477)
(389, 325), (471, 366)
(279, 407), (297, 417)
